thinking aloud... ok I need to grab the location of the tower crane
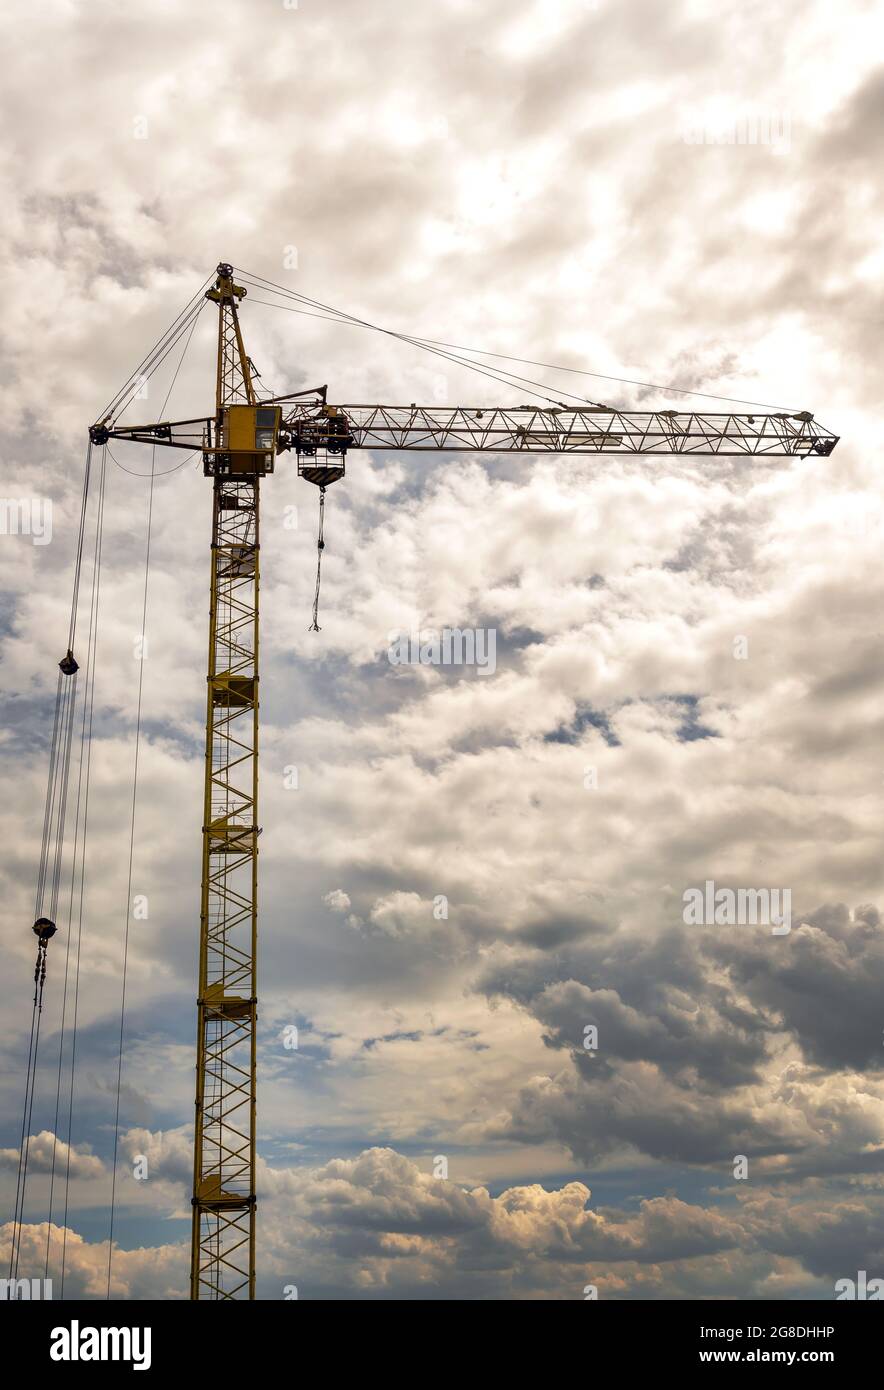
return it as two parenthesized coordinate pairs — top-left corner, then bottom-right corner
(86, 263), (839, 1299)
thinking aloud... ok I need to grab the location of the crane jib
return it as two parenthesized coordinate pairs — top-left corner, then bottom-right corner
(98, 406), (839, 459)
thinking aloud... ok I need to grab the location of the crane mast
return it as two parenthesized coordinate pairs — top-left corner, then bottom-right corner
(87, 261), (839, 1301)
(191, 266), (260, 1299)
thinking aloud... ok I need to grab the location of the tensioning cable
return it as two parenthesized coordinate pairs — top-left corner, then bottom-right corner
(60, 444), (106, 1298)
(7, 435), (94, 1285)
(234, 267), (800, 413)
(44, 441), (107, 1291)
(104, 299), (201, 1298)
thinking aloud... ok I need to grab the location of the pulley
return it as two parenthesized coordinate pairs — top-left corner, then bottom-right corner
(31, 917), (56, 1007)
(32, 917), (57, 942)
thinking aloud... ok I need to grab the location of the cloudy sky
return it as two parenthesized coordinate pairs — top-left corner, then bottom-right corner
(2, 0), (883, 1300)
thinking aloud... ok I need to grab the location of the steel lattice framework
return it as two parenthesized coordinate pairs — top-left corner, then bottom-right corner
(280, 402), (839, 457)
(192, 273), (259, 1299)
(102, 402), (839, 460)
(90, 262), (840, 1299)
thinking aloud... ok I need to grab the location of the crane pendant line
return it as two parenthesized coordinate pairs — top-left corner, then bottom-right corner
(89, 261), (840, 1300)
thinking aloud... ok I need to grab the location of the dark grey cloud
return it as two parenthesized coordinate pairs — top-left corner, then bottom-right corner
(709, 903), (884, 1072)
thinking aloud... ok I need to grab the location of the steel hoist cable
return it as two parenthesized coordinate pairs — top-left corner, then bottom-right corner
(105, 302), (199, 1297)
(10, 278), (202, 1289)
(105, 444), (154, 1298)
(309, 486), (327, 632)
(60, 448), (106, 1298)
(8, 436), (94, 1286)
(8, 920), (58, 1283)
(9, 925), (52, 1283)
(45, 444), (107, 1290)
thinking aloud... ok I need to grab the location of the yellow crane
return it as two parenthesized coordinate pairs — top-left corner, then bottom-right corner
(88, 262), (839, 1299)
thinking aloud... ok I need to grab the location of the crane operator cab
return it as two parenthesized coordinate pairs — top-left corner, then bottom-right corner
(207, 404), (282, 476)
